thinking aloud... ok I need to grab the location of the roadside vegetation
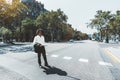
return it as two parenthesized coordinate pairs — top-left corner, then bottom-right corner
(88, 10), (120, 43)
(0, 0), (88, 43)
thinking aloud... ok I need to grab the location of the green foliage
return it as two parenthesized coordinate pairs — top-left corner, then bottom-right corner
(88, 10), (120, 42)
(0, 27), (12, 35)
(21, 18), (36, 42)
(0, 0), (88, 42)
(88, 10), (112, 30)
(36, 9), (68, 29)
(36, 9), (71, 41)
(0, 0), (28, 29)
(2, 0), (27, 17)
(0, 27), (12, 42)
(22, 0), (46, 19)
(22, 18), (35, 27)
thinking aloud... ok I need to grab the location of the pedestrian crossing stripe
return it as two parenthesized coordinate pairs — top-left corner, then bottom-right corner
(98, 61), (113, 67)
(51, 55), (59, 58)
(79, 58), (88, 63)
(63, 56), (72, 60)
(49, 54), (113, 67)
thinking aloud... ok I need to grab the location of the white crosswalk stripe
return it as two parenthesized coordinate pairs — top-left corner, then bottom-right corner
(98, 61), (113, 67)
(49, 54), (113, 67)
(79, 58), (88, 63)
(63, 56), (72, 60)
(51, 55), (59, 58)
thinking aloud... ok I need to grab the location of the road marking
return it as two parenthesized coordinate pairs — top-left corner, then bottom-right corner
(99, 61), (113, 67)
(79, 58), (88, 63)
(63, 56), (72, 60)
(103, 48), (120, 63)
(51, 55), (59, 58)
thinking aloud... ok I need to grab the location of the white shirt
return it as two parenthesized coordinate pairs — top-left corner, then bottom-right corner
(33, 35), (46, 46)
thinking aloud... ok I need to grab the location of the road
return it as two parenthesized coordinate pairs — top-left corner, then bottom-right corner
(0, 40), (120, 80)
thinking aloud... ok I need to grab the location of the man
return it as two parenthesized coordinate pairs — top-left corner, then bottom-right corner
(33, 29), (49, 67)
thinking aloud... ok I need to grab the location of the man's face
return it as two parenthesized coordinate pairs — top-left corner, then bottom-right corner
(39, 31), (42, 36)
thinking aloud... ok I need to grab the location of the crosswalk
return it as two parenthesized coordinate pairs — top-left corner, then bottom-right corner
(51, 54), (59, 58)
(63, 56), (72, 60)
(3, 52), (113, 67)
(78, 58), (88, 63)
(98, 61), (113, 67)
(47, 54), (113, 67)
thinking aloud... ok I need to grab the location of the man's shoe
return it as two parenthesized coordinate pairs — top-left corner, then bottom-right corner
(39, 64), (41, 66)
(45, 64), (51, 68)
(39, 65), (43, 68)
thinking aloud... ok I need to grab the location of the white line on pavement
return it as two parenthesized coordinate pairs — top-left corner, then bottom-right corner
(78, 58), (88, 63)
(99, 61), (113, 67)
(51, 55), (59, 58)
(63, 56), (72, 60)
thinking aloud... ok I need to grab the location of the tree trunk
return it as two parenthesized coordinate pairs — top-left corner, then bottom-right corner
(105, 29), (109, 43)
(50, 30), (54, 42)
(99, 29), (103, 42)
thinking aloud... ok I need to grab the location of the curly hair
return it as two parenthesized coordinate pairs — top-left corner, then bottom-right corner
(36, 29), (43, 35)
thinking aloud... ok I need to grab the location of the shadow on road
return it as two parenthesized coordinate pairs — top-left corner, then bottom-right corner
(41, 66), (81, 80)
(41, 66), (67, 76)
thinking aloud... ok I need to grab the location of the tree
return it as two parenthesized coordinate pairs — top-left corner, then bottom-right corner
(88, 10), (112, 43)
(114, 11), (120, 39)
(62, 24), (74, 41)
(0, 0), (28, 42)
(22, 0), (47, 20)
(0, 0), (27, 28)
(36, 9), (69, 42)
(21, 18), (36, 42)
(0, 0), (9, 27)
(109, 10), (120, 41)
(0, 27), (12, 42)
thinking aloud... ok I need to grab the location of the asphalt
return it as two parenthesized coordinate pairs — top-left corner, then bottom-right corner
(0, 40), (120, 80)
(0, 66), (29, 80)
(99, 42), (120, 80)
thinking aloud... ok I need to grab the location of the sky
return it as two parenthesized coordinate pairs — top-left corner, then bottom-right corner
(36, 0), (120, 34)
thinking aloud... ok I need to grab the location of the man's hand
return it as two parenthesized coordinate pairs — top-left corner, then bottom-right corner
(40, 44), (43, 47)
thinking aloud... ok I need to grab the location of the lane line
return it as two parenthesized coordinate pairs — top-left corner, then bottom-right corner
(63, 56), (72, 60)
(51, 55), (59, 58)
(103, 48), (120, 63)
(78, 58), (88, 63)
(99, 61), (113, 67)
